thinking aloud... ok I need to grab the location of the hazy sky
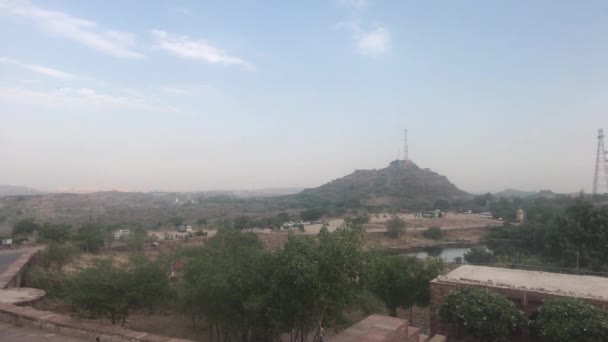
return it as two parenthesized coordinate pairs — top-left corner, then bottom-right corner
(1, 0), (607, 194)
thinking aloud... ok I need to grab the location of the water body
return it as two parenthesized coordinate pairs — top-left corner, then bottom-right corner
(407, 246), (472, 263)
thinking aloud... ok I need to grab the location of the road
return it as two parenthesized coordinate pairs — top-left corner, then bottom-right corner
(0, 250), (25, 275)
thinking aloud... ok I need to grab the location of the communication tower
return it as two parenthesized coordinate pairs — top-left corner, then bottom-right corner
(593, 128), (608, 195)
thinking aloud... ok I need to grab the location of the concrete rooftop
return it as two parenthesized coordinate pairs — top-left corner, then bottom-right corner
(434, 265), (608, 301)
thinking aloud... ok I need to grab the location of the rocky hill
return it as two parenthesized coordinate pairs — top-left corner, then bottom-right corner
(291, 160), (470, 207)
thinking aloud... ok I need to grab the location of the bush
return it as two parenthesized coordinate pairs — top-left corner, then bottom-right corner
(386, 217), (406, 238)
(531, 297), (608, 342)
(440, 287), (526, 341)
(464, 246), (495, 264)
(44, 242), (78, 271)
(423, 226), (443, 240)
(38, 223), (72, 243)
(23, 266), (68, 297)
(300, 208), (328, 221)
(67, 257), (171, 326)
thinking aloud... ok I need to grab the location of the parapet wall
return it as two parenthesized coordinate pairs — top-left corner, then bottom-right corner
(0, 247), (43, 288)
(0, 303), (193, 342)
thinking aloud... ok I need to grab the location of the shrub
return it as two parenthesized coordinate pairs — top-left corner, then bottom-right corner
(439, 287), (526, 341)
(531, 297), (608, 342)
(386, 217), (406, 238)
(464, 246), (495, 264)
(423, 226), (443, 240)
(23, 266), (68, 297)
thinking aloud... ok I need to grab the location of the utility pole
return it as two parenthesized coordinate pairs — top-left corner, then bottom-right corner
(593, 128), (608, 195)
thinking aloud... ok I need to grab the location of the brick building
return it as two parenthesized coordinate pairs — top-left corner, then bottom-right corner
(429, 265), (608, 340)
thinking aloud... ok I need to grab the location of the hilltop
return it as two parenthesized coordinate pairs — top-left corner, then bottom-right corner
(0, 185), (42, 197)
(290, 160), (470, 208)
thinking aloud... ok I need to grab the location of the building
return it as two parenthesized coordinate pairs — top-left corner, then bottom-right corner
(429, 265), (608, 339)
(112, 229), (130, 240)
(331, 314), (445, 342)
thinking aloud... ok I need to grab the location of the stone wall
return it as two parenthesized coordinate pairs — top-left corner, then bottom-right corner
(0, 248), (43, 289)
(0, 303), (192, 342)
(429, 280), (608, 340)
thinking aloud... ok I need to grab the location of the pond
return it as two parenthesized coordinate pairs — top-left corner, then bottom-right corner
(407, 246), (473, 263)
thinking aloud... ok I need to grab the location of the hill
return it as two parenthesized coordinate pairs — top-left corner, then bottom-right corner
(0, 185), (42, 197)
(290, 160), (470, 208)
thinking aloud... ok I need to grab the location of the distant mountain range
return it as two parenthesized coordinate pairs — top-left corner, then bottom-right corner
(0, 185), (42, 197)
(289, 160), (470, 207)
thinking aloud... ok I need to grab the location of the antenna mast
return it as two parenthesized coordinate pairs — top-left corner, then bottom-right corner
(403, 129), (409, 161)
(593, 128), (608, 195)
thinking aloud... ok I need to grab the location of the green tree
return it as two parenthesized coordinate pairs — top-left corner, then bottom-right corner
(272, 223), (366, 341)
(170, 216), (184, 227)
(233, 215), (253, 230)
(72, 225), (105, 253)
(531, 298), (608, 342)
(38, 223), (71, 243)
(196, 218), (207, 226)
(300, 208), (328, 221)
(423, 226), (444, 240)
(386, 216), (406, 238)
(126, 228), (147, 251)
(44, 242), (78, 271)
(366, 254), (442, 317)
(543, 199), (608, 270)
(67, 257), (170, 326)
(439, 287), (526, 341)
(11, 218), (39, 240)
(180, 228), (279, 341)
(464, 247), (495, 264)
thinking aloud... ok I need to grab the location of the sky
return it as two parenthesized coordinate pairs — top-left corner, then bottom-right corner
(1, 0), (608, 194)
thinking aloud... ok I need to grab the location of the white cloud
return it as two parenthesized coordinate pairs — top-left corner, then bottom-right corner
(0, 57), (75, 79)
(151, 29), (251, 68)
(338, 21), (391, 56)
(0, 0), (144, 59)
(0, 86), (183, 113)
(356, 25), (391, 56)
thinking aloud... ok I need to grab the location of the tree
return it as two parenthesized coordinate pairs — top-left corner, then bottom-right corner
(67, 257), (170, 326)
(72, 225), (105, 253)
(196, 218), (207, 226)
(300, 208), (328, 221)
(11, 218), (39, 240)
(38, 223), (71, 243)
(233, 215), (253, 230)
(180, 228), (279, 341)
(44, 242), (78, 271)
(531, 298), (608, 342)
(464, 247), (495, 264)
(272, 223), (366, 341)
(439, 287), (526, 341)
(386, 217), (406, 238)
(170, 216), (184, 227)
(366, 254), (442, 317)
(423, 226), (444, 240)
(543, 198), (608, 270)
(126, 228), (147, 252)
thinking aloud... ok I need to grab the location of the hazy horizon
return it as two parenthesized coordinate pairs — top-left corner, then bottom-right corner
(2, 1), (607, 194)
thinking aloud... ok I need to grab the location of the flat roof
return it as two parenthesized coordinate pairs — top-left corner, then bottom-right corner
(433, 265), (608, 301)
